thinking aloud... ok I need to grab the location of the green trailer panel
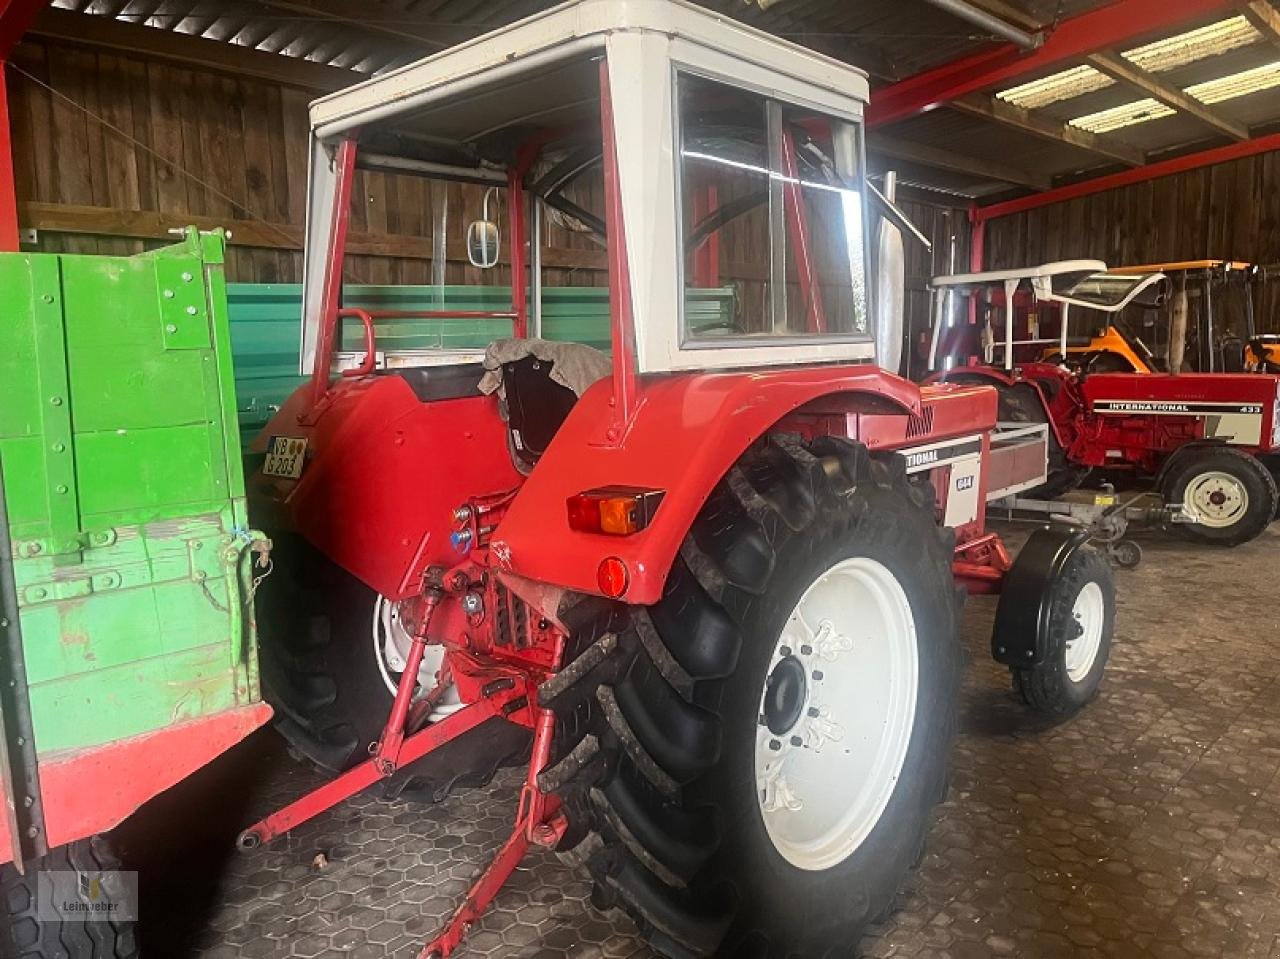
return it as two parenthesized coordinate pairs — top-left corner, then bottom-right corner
(227, 283), (735, 445)
(0, 230), (263, 756)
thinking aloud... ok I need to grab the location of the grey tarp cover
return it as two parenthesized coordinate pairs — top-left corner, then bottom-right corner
(478, 338), (612, 403)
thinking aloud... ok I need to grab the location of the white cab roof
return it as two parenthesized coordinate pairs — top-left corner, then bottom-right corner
(307, 0), (870, 139)
(930, 260), (1108, 289)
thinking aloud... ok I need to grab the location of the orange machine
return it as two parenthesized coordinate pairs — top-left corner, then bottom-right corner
(1053, 260), (1276, 373)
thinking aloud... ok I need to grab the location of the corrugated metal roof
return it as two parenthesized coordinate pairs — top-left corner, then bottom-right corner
(34, 0), (1280, 199)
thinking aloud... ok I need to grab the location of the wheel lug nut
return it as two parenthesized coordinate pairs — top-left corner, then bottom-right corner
(780, 645), (792, 657)
(800, 644), (812, 656)
(769, 739), (781, 751)
(807, 706), (819, 717)
(812, 670), (824, 681)
(790, 736), (803, 747)
(758, 714), (768, 726)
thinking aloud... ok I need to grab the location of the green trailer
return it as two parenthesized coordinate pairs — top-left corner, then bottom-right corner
(0, 229), (270, 957)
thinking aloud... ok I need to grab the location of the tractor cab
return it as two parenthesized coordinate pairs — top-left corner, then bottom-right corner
(924, 260), (1168, 376)
(294, 2), (884, 397)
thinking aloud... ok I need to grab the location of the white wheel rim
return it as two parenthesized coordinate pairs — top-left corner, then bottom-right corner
(754, 557), (918, 872)
(1064, 581), (1105, 682)
(371, 596), (461, 718)
(1185, 470), (1249, 529)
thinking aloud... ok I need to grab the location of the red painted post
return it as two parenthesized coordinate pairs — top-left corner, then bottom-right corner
(780, 126), (826, 334)
(967, 207), (984, 332)
(508, 167), (528, 338)
(0, 66), (17, 251)
(968, 207), (985, 272)
(308, 137), (357, 407)
(0, 1), (55, 251)
(691, 185), (720, 287)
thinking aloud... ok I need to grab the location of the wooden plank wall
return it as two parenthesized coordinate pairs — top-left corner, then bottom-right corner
(10, 39), (310, 281)
(983, 149), (1280, 331)
(7, 38), (610, 289)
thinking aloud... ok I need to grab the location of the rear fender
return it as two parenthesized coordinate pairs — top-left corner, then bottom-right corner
(249, 376), (523, 599)
(1152, 439), (1228, 490)
(930, 365), (1077, 450)
(492, 365), (921, 605)
(991, 526), (1092, 666)
(925, 366), (1018, 390)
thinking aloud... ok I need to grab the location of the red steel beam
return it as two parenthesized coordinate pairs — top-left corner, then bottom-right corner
(973, 132), (1280, 225)
(0, 0), (50, 251)
(0, 0), (47, 58)
(0, 67), (16, 251)
(867, 0), (1237, 129)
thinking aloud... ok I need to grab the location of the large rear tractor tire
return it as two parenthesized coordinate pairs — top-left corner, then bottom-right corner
(0, 835), (139, 959)
(539, 436), (961, 957)
(1161, 448), (1278, 547)
(255, 532), (396, 772)
(255, 532), (527, 796)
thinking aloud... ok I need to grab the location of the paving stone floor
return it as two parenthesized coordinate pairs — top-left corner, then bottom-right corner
(121, 522), (1280, 958)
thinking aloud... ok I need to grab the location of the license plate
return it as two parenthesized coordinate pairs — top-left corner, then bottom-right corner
(263, 436), (308, 479)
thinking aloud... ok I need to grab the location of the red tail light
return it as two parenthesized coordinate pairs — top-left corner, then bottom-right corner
(597, 557), (630, 598)
(566, 486), (665, 535)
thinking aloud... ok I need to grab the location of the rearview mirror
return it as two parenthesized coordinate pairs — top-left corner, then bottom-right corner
(873, 172), (906, 376)
(466, 188), (501, 269)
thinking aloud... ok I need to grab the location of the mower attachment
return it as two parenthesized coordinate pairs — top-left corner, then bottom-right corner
(990, 526), (1092, 666)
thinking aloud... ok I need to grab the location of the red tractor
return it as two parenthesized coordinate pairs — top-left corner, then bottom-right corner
(927, 261), (1280, 546)
(238, 4), (1117, 956)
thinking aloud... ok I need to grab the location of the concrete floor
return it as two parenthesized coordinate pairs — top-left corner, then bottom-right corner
(121, 522), (1280, 958)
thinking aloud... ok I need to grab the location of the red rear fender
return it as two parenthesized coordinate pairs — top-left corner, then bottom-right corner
(249, 376), (522, 599)
(492, 365), (922, 605)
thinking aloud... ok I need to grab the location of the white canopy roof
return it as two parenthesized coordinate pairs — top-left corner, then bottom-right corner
(930, 260), (1108, 289)
(307, 0), (871, 141)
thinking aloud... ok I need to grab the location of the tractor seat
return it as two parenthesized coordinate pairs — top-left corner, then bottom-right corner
(478, 338), (611, 473)
(390, 362), (485, 402)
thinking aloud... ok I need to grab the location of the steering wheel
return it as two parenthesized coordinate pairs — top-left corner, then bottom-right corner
(1077, 350), (1135, 375)
(690, 319), (747, 336)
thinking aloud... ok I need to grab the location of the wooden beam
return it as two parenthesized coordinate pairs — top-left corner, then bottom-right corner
(1239, 0), (1280, 49)
(26, 7), (356, 92)
(1086, 50), (1250, 141)
(17, 201), (613, 270)
(950, 93), (1146, 166)
(869, 134), (1053, 190)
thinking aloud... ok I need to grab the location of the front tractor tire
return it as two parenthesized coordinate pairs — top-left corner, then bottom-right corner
(1007, 544), (1114, 717)
(540, 436), (961, 958)
(1160, 447), (1278, 546)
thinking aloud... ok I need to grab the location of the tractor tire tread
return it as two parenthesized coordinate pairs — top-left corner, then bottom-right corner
(0, 836), (138, 959)
(545, 435), (959, 957)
